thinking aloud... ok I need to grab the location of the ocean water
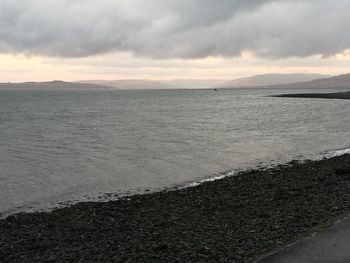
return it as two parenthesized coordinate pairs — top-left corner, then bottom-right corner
(0, 87), (349, 215)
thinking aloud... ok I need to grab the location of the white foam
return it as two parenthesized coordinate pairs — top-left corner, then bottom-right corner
(181, 171), (237, 189)
(182, 147), (350, 190)
(326, 148), (350, 158)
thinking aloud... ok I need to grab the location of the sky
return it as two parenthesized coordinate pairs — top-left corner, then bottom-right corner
(1, 0), (350, 82)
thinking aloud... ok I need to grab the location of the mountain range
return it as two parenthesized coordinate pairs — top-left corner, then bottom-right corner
(2, 73), (350, 90)
(0, 81), (109, 90)
(219, 73), (329, 88)
(76, 79), (228, 89)
(272, 73), (350, 89)
(75, 79), (173, 90)
(77, 74), (327, 89)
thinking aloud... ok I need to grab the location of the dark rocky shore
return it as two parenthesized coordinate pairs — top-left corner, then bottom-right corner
(273, 91), (350, 100)
(1, 155), (350, 263)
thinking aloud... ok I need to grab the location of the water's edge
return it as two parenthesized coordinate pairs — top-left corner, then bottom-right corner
(2, 149), (350, 262)
(2, 146), (349, 219)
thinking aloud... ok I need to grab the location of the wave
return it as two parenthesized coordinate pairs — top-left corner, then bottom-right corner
(326, 148), (350, 158)
(181, 171), (236, 189)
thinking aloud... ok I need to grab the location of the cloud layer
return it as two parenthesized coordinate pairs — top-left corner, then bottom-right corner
(1, 0), (349, 59)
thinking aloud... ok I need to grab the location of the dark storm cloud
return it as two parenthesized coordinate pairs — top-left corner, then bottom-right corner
(0, 0), (349, 59)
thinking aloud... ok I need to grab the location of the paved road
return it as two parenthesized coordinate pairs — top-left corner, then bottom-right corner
(259, 216), (350, 263)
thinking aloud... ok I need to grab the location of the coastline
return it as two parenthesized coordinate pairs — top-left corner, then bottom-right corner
(272, 91), (350, 100)
(1, 154), (350, 262)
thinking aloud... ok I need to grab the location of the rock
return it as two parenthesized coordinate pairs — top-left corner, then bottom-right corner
(153, 243), (168, 252)
(335, 168), (350, 175)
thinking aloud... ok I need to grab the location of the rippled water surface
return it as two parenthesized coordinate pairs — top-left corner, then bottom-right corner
(1, 88), (349, 214)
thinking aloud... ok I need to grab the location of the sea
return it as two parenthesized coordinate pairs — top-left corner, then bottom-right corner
(0, 87), (349, 216)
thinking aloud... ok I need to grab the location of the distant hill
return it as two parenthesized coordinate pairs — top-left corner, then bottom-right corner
(0, 81), (110, 90)
(161, 79), (228, 89)
(277, 73), (350, 89)
(76, 79), (174, 90)
(3, 74), (348, 91)
(220, 74), (329, 88)
(77, 79), (228, 89)
(1, 79), (226, 90)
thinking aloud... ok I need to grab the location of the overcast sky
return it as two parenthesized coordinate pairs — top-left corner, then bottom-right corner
(1, 0), (350, 81)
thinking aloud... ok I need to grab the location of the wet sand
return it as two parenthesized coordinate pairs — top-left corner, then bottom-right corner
(1, 154), (350, 262)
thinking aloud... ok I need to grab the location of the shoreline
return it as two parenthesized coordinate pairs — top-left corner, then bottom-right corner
(1, 148), (347, 219)
(272, 91), (350, 100)
(1, 154), (350, 262)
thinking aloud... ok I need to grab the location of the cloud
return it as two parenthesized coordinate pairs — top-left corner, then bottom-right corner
(0, 0), (349, 59)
